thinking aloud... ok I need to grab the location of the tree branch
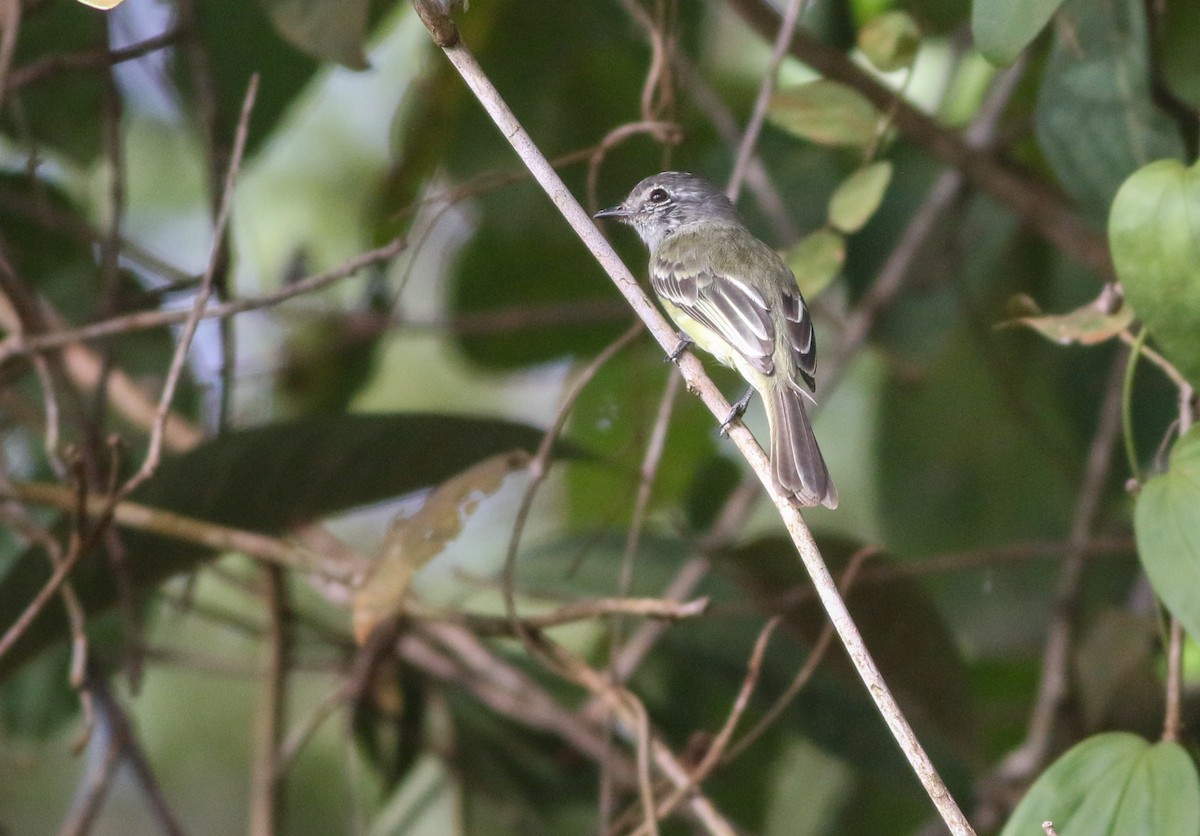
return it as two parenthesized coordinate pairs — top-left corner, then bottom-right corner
(411, 3), (973, 832)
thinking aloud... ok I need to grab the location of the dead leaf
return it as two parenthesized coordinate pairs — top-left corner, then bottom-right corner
(352, 450), (529, 642)
(998, 285), (1132, 345)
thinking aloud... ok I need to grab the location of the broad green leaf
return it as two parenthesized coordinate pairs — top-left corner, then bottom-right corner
(184, 0), (322, 156)
(1, 4), (106, 160)
(828, 162), (893, 234)
(1034, 0), (1185, 219)
(1000, 732), (1200, 836)
(997, 290), (1133, 346)
(0, 414), (578, 681)
(768, 81), (882, 149)
(786, 228), (845, 298)
(352, 450), (529, 641)
(259, 0), (370, 69)
(858, 12), (920, 73)
(1109, 159), (1200, 387)
(1134, 427), (1200, 641)
(972, 0), (1064, 66)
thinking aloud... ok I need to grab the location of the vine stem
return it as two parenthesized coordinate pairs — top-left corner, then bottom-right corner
(412, 3), (973, 833)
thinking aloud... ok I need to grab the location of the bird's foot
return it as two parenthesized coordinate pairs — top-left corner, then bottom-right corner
(666, 333), (694, 363)
(719, 388), (755, 437)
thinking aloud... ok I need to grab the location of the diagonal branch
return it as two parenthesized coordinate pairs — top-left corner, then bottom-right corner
(411, 2), (973, 832)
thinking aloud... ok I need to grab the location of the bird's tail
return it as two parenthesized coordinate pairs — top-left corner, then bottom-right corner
(767, 384), (837, 509)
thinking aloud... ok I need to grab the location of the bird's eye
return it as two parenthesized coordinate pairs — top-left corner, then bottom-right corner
(648, 188), (668, 204)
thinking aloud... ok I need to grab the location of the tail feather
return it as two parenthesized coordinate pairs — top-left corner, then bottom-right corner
(768, 385), (837, 509)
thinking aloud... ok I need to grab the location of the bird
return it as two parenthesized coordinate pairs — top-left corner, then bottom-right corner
(595, 171), (837, 509)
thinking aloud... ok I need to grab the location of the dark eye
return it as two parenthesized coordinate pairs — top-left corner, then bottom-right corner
(648, 188), (668, 204)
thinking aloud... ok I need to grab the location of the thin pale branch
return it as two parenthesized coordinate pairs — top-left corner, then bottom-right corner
(250, 566), (291, 836)
(7, 27), (183, 92)
(8, 480), (357, 580)
(629, 616), (779, 834)
(0, 238), (407, 362)
(121, 74), (258, 496)
(412, 5), (972, 830)
(409, 595), (710, 636)
(725, 0), (806, 201)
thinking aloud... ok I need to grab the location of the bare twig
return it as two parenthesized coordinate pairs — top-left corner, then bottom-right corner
(61, 670), (187, 836)
(1163, 617), (1184, 742)
(121, 75), (258, 496)
(409, 594), (709, 636)
(7, 27), (183, 92)
(586, 120), (681, 212)
(0, 238), (407, 363)
(725, 546), (875, 761)
(1163, 383), (1194, 742)
(8, 480), (356, 581)
(726, 0), (806, 201)
(501, 322), (643, 634)
(0, 0), (21, 115)
(535, 630), (736, 835)
(414, 6), (972, 830)
(250, 566), (291, 836)
(613, 370), (682, 664)
(629, 616), (780, 834)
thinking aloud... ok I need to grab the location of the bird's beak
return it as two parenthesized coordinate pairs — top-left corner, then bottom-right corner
(594, 204), (630, 219)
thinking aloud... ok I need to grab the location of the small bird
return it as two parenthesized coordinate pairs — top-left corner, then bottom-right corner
(596, 171), (837, 509)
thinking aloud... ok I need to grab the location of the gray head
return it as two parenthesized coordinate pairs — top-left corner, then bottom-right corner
(595, 171), (740, 250)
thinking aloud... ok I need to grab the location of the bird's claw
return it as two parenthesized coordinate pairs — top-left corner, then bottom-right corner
(719, 388), (755, 437)
(666, 334), (693, 363)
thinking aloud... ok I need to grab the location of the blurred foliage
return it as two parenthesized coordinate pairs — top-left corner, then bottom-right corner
(1, 0), (1199, 834)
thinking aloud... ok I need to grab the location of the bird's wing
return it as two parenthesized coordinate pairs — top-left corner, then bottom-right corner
(650, 254), (776, 376)
(651, 239), (817, 390)
(778, 284), (816, 390)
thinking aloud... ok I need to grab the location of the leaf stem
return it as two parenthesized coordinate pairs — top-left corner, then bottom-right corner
(1122, 328), (1148, 482)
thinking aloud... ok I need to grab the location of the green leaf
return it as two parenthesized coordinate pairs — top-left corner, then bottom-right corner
(1161, 1), (1200, 109)
(1134, 427), (1200, 641)
(184, 0), (323, 156)
(768, 81), (882, 148)
(1109, 159), (1200, 387)
(972, 0), (1065, 66)
(858, 12), (920, 73)
(0, 414), (579, 681)
(828, 161), (893, 234)
(259, 0), (370, 69)
(1034, 0), (1186, 219)
(1, 3), (106, 160)
(786, 228), (845, 298)
(1000, 733), (1200, 836)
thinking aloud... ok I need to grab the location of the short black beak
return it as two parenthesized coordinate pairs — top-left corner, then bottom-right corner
(594, 204), (630, 219)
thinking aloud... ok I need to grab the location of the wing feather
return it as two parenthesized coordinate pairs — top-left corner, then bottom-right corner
(651, 258), (775, 376)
